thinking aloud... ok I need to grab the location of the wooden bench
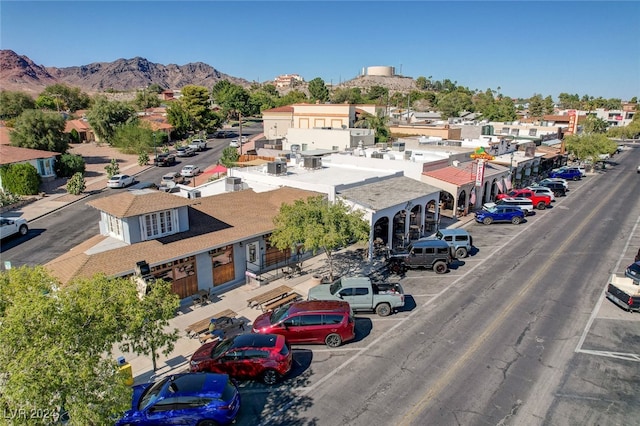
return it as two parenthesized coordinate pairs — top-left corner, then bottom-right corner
(246, 285), (292, 309)
(185, 308), (238, 338)
(261, 292), (301, 312)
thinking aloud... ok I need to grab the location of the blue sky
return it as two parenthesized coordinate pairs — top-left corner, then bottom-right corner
(1, 1), (638, 100)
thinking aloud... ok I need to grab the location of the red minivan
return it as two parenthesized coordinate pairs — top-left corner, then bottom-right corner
(252, 300), (355, 348)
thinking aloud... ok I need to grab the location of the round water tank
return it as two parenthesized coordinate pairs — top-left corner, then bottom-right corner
(366, 66), (395, 77)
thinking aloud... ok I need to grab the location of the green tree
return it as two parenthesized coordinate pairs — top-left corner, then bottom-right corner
(543, 95), (555, 114)
(111, 122), (154, 154)
(436, 90), (472, 119)
(166, 100), (192, 138)
(105, 158), (120, 178)
(0, 163), (41, 195)
(9, 109), (68, 153)
(138, 150), (149, 166)
(40, 83), (91, 112)
(66, 172), (86, 195)
(215, 83), (251, 120)
(56, 153), (86, 177)
(0, 90), (36, 119)
(121, 280), (180, 372)
(0, 268), (132, 424)
(132, 88), (161, 110)
(331, 87), (363, 104)
(416, 76), (428, 90)
(277, 90), (308, 106)
(564, 133), (618, 162)
(220, 146), (239, 168)
(270, 195), (370, 280)
(354, 111), (391, 143)
(308, 77), (329, 103)
(86, 96), (136, 144)
(181, 85), (215, 132)
(582, 115), (609, 134)
(528, 94), (544, 118)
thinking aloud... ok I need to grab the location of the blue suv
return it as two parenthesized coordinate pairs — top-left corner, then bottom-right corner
(550, 167), (581, 181)
(475, 205), (525, 225)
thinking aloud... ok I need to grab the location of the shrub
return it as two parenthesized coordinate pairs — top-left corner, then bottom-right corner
(137, 151), (149, 166)
(66, 172), (86, 195)
(56, 153), (86, 177)
(0, 190), (23, 207)
(104, 158), (120, 179)
(0, 163), (41, 195)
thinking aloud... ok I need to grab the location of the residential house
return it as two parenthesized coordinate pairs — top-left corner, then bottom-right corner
(64, 119), (95, 143)
(0, 144), (59, 189)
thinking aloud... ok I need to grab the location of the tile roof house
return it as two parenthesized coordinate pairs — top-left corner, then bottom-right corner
(64, 119), (95, 143)
(45, 186), (321, 299)
(0, 144), (59, 189)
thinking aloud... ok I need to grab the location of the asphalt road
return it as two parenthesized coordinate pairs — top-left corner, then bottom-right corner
(0, 130), (258, 266)
(229, 146), (640, 425)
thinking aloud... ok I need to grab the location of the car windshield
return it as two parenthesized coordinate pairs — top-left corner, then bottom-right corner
(329, 278), (343, 295)
(138, 377), (169, 410)
(211, 338), (235, 358)
(484, 206), (498, 213)
(270, 304), (291, 324)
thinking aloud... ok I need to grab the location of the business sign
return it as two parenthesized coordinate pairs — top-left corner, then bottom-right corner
(566, 110), (578, 135)
(475, 160), (485, 186)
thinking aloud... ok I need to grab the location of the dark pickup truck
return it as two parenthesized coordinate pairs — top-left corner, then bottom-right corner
(153, 153), (176, 167)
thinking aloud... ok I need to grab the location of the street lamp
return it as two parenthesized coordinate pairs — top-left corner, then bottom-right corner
(153, 132), (157, 161)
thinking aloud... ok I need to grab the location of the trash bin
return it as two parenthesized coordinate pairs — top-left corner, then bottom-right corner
(117, 356), (134, 386)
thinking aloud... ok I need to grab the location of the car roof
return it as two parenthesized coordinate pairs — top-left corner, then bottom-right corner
(162, 373), (228, 397)
(230, 333), (281, 349)
(435, 228), (469, 236)
(287, 300), (350, 314)
(411, 239), (450, 248)
(163, 172), (178, 177)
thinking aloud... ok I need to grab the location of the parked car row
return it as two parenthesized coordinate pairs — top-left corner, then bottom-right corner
(475, 171), (583, 226)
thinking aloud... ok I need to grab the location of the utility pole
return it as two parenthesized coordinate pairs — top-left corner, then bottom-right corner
(239, 110), (243, 156)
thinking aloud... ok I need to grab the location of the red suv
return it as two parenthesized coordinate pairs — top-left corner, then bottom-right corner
(189, 333), (292, 385)
(496, 189), (551, 210)
(252, 300), (356, 348)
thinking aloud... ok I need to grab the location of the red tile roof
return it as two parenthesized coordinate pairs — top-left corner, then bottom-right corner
(0, 144), (59, 165)
(87, 191), (194, 218)
(262, 106), (294, 113)
(423, 164), (477, 186)
(64, 119), (92, 133)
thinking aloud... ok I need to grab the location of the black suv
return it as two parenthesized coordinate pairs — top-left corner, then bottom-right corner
(539, 181), (566, 197)
(387, 239), (452, 274)
(153, 153), (176, 167)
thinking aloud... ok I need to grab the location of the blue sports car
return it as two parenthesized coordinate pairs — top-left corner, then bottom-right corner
(475, 205), (525, 225)
(116, 373), (240, 426)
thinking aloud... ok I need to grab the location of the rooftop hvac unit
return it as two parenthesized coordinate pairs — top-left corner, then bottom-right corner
(267, 161), (287, 175)
(225, 176), (242, 192)
(303, 157), (322, 169)
(371, 152), (384, 159)
(187, 190), (201, 199)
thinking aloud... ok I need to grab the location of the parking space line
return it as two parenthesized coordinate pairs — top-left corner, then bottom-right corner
(575, 213), (640, 358)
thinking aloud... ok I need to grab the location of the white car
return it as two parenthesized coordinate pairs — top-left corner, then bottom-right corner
(526, 186), (556, 202)
(180, 165), (200, 177)
(107, 174), (135, 188)
(484, 197), (534, 216)
(537, 178), (569, 190)
(229, 140), (240, 148)
(240, 136), (249, 144)
(0, 216), (28, 239)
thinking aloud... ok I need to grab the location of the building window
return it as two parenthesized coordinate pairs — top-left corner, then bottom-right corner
(511, 129), (519, 136)
(142, 210), (175, 239)
(528, 128), (537, 136)
(107, 215), (122, 238)
(501, 127), (510, 134)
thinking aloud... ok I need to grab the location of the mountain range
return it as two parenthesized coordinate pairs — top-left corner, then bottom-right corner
(0, 49), (251, 95)
(0, 50), (419, 97)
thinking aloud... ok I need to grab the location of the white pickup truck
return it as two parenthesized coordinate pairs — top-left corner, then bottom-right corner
(188, 139), (207, 151)
(606, 274), (640, 312)
(307, 276), (404, 316)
